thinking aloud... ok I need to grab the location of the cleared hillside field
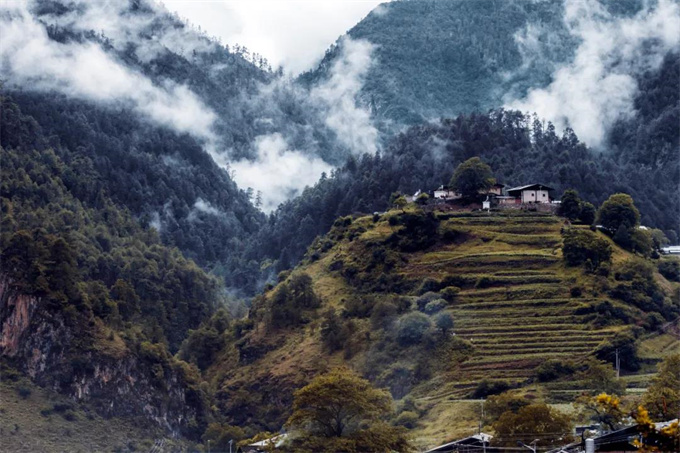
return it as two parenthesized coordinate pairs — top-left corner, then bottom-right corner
(402, 213), (623, 397)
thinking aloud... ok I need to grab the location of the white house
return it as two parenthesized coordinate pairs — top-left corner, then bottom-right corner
(433, 185), (461, 200)
(506, 184), (554, 204)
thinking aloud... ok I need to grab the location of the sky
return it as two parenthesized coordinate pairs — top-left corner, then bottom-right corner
(161, 0), (387, 74)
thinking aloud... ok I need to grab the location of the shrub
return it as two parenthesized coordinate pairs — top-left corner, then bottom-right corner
(394, 411), (419, 429)
(440, 286), (461, 302)
(320, 308), (348, 352)
(562, 229), (612, 270)
(472, 380), (511, 398)
(423, 299), (447, 315)
(371, 301), (398, 329)
(16, 386), (31, 399)
(658, 260), (680, 282)
(535, 360), (576, 382)
(475, 276), (493, 288)
(416, 292), (440, 310)
(396, 312), (432, 346)
(570, 286), (583, 298)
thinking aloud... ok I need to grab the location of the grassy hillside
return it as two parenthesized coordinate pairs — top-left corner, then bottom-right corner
(206, 207), (678, 448)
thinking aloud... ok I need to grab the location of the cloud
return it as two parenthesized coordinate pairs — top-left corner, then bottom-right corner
(188, 198), (223, 221)
(505, 0), (680, 148)
(311, 37), (379, 155)
(35, 0), (216, 63)
(230, 133), (333, 212)
(162, 0), (388, 74)
(0, 2), (217, 142)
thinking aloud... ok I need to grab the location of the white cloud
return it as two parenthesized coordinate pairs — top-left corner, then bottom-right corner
(162, 0), (388, 74)
(188, 197), (223, 221)
(311, 37), (378, 156)
(505, 0), (680, 148)
(230, 133), (333, 212)
(0, 2), (217, 142)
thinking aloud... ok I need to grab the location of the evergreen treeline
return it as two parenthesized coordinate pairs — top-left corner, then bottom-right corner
(0, 95), (219, 352)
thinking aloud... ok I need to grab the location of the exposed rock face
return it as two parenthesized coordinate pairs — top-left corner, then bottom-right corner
(0, 275), (204, 437)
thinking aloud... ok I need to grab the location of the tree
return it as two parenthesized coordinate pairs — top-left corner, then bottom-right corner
(396, 312), (432, 346)
(562, 229), (612, 270)
(642, 354), (680, 420)
(320, 308), (347, 352)
(632, 405), (680, 452)
(285, 368), (412, 452)
(393, 195), (408, 212)
(576, 393), (627, 431)
(579, 201), (596, 225)
(433, 312), (454, 336)
(492, 403), (573, 449)
(598, 193), (641, 232)
(415, 192), (429, 206)
(449, 157), (494, 199)
(559, 189), (582, 220)
(577, 358), (625, 395)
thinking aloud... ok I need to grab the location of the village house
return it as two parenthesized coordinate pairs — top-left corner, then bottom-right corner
(432, 183), (505, 201)
(505, 183), (554, 204)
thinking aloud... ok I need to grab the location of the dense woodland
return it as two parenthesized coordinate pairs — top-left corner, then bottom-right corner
(0, 96), (220, 353)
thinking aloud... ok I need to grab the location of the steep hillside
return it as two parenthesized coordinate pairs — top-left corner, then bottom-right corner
(0, 95), (217, 437)
(207, 207), (678, 447)
(301, 0), (642, 126)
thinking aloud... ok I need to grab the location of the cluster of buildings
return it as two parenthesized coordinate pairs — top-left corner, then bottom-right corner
(431, 183), (557, 207)
(424, 419), (679, 453)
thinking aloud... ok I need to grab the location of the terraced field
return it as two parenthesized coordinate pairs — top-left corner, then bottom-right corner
(408, 213), (622, 396)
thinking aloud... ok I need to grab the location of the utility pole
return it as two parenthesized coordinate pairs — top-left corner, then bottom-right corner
(615, 348), (620, 379)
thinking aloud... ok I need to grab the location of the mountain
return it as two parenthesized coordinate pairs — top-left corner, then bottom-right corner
(203, 207), (678, 448)
(0, 94), (217, 437)
(301, 0), (647, 128)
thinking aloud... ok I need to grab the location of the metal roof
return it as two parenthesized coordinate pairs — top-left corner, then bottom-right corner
(506, 184), (555, 193)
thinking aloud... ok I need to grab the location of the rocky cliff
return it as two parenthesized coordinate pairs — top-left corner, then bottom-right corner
(0, 274), (207, 438)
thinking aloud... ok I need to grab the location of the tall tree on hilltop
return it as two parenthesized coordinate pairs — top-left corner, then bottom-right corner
(449, 157), (495, 199)
(598, 193), (641, 232)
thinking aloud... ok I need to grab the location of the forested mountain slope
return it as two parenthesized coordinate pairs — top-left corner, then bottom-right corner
(0, 95), (216, 436)
(300, 0), (642, 127)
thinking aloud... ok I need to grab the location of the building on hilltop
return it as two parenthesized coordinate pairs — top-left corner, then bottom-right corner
(505, 183), (555, 204)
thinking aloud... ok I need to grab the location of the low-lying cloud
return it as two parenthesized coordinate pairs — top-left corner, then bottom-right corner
(0, 2), (217, 143)
(231, 133), (333, 212)
(312, 37), (378, 155)
(505, 0), (680, 148)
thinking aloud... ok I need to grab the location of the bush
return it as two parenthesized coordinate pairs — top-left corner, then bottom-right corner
(415, 292), (440, 310)
(394, 411), (419, 429)
(658, 260), (680, 282)
(440, 286), (461, 302)
(471, 379), (511, 398)
(475, 276), (493, 289)
(562, 229), (612, 270)
(423, 299), (447, 315)
(16, 386), (31, 399)
(570, 287), (583, 298)
(396, 312), (432, 346)
(535, 360), (576, 382)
